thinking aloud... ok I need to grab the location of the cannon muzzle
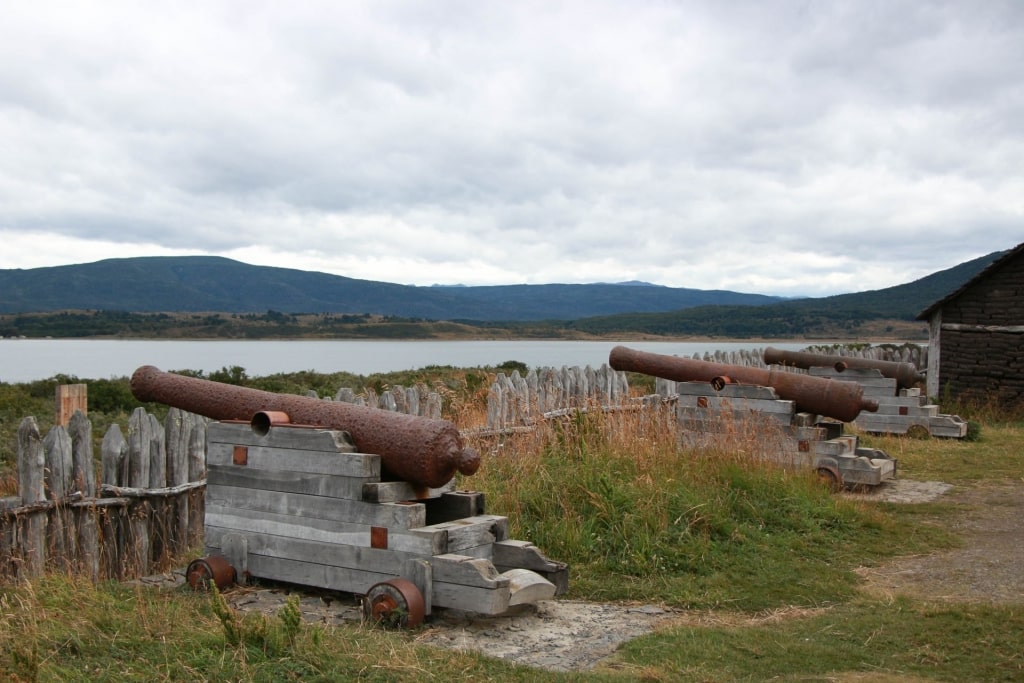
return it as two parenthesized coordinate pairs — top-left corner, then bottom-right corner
(609, 345), (878, 423)
(763, 347), (925, 390)
(130, 365), (479, 488)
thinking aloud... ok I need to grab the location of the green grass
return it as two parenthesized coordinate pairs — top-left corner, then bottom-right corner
(612, 598), (1024, 682)
(859, 421), (1024, 484)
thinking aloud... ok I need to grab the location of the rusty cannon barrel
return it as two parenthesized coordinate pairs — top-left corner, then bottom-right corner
(130, 365), (479, 489)
(763, 347), (925, 390)
(609, 345), (878, 423)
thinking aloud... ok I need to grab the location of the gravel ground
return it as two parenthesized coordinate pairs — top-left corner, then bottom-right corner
(141, 478), (1021, 672)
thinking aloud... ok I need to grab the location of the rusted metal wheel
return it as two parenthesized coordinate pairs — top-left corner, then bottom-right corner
(816, 467), (842, 492)
(906, 424), (931, 440)
(186, 555), (236, 591)
(363, 578), (425, 628)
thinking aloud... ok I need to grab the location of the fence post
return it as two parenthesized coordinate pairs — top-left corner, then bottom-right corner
(100, 424), (128, 579)
(126, 408), (151, 577)
(166, 408), (191, 557)
(147, 412), (168, 567)
(187, 415), (207, 548)
(43, 425), (74, 571)
(17, 417), (46, 577)
(69, 411), (99, 581)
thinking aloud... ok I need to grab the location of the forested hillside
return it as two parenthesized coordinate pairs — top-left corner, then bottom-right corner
(0, 251), (1001, 339)
(0, 256), (780, 320)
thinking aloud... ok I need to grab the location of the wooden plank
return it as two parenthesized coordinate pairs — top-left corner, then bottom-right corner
(204, 528), (424, 578)
(872, 404), (938, 417)
(928, 419), (969, 438)
(147, 412), (166, 488)
(204, 504), (445, 555)
(127, 409), (152, 490)
(428, 554), (511, 613)
(100, 424), (127, 488)
(791, 426), (828, 440)
(206, 442), (379, 478)
(417, 515), (508, 553)
(675, 383), (780, 400)
(187, 420), (207, 545)
(809, 367), (886, 379)
(404, 558), (433, 615)
(208, 422), (356, 453)
(678, 408), (794, 427)
(221, 533), (249, 584)
(432, 580), (510, 614)
(855, 415), (925, 428)
(241, 553), (394, 596)
(206, 464), (371, 500)
(43, 426), (74, 571)
(809, 368), (898, 391)
(55, 384), (88, 427)
(716, 385), (784, 400)
(205, 484), (426, 529)
(813, 437), (857, 457)
(677, 395), (795, 414)
(487, 539), (570, 595)
(492, 540), (563, 572)
(361, 479), (455, 504)
(146, 412), (169, 567)
(429, 553), (509, 588)
(165, 409), (191, 557)
(873, 395), (928, 408)
(17, 417), (46, 577)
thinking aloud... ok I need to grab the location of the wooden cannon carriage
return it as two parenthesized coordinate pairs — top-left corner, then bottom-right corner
(610, 346), (897, 488)
(130, 367), (567, 627)
(188, 419), (567, 627)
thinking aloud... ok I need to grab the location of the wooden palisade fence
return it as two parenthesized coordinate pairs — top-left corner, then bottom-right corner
(331, 382), (443, 418)
(1, 407), (207, 582)
(484, 364), (632, 432)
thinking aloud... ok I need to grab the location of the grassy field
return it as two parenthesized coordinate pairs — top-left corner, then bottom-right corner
(1, 369), (1022, 681)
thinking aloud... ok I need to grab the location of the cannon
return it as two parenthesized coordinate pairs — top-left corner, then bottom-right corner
(609, 345), (878, 423)
(763, 347), (925, 390)
(130, 365), (479, 489)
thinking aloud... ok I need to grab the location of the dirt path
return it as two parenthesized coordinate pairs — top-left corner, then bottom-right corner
(143, 478), (1022, 672)
(855, 482), (1024, 604)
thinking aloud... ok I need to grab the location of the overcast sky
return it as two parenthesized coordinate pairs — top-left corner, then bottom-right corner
(1, 1), (1021, 297)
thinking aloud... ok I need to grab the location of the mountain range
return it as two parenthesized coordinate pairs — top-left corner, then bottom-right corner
(0, 256), (781, 321)
(0, 251), (1002, 325)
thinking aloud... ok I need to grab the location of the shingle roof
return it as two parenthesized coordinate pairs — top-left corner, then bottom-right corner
(916, 242), (1024, 320)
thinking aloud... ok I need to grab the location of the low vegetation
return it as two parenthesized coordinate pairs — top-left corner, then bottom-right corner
(1, 366), (1022, 680)
(1, 307), (930, 341)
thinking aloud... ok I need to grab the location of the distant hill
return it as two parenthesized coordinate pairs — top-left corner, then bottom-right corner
(563, 251), (1003, 337)
(0, 256), (783, 321)
(0, 251), (1001, 335)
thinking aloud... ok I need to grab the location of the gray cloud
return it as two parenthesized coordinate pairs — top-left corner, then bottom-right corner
(0, 0), (1020, 297)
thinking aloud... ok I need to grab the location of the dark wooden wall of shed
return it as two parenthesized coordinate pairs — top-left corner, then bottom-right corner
(939, 329), (1024, 405)
(937, 250), (1024, 407)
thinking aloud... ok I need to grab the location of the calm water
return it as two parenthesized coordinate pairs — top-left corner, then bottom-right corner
(0, 339), (822, 383)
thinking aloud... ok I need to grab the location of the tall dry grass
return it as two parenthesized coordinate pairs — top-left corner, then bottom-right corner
(461, 401), (886, 608)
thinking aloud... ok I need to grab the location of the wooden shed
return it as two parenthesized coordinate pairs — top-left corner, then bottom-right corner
(917, 242), (1024, 407)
